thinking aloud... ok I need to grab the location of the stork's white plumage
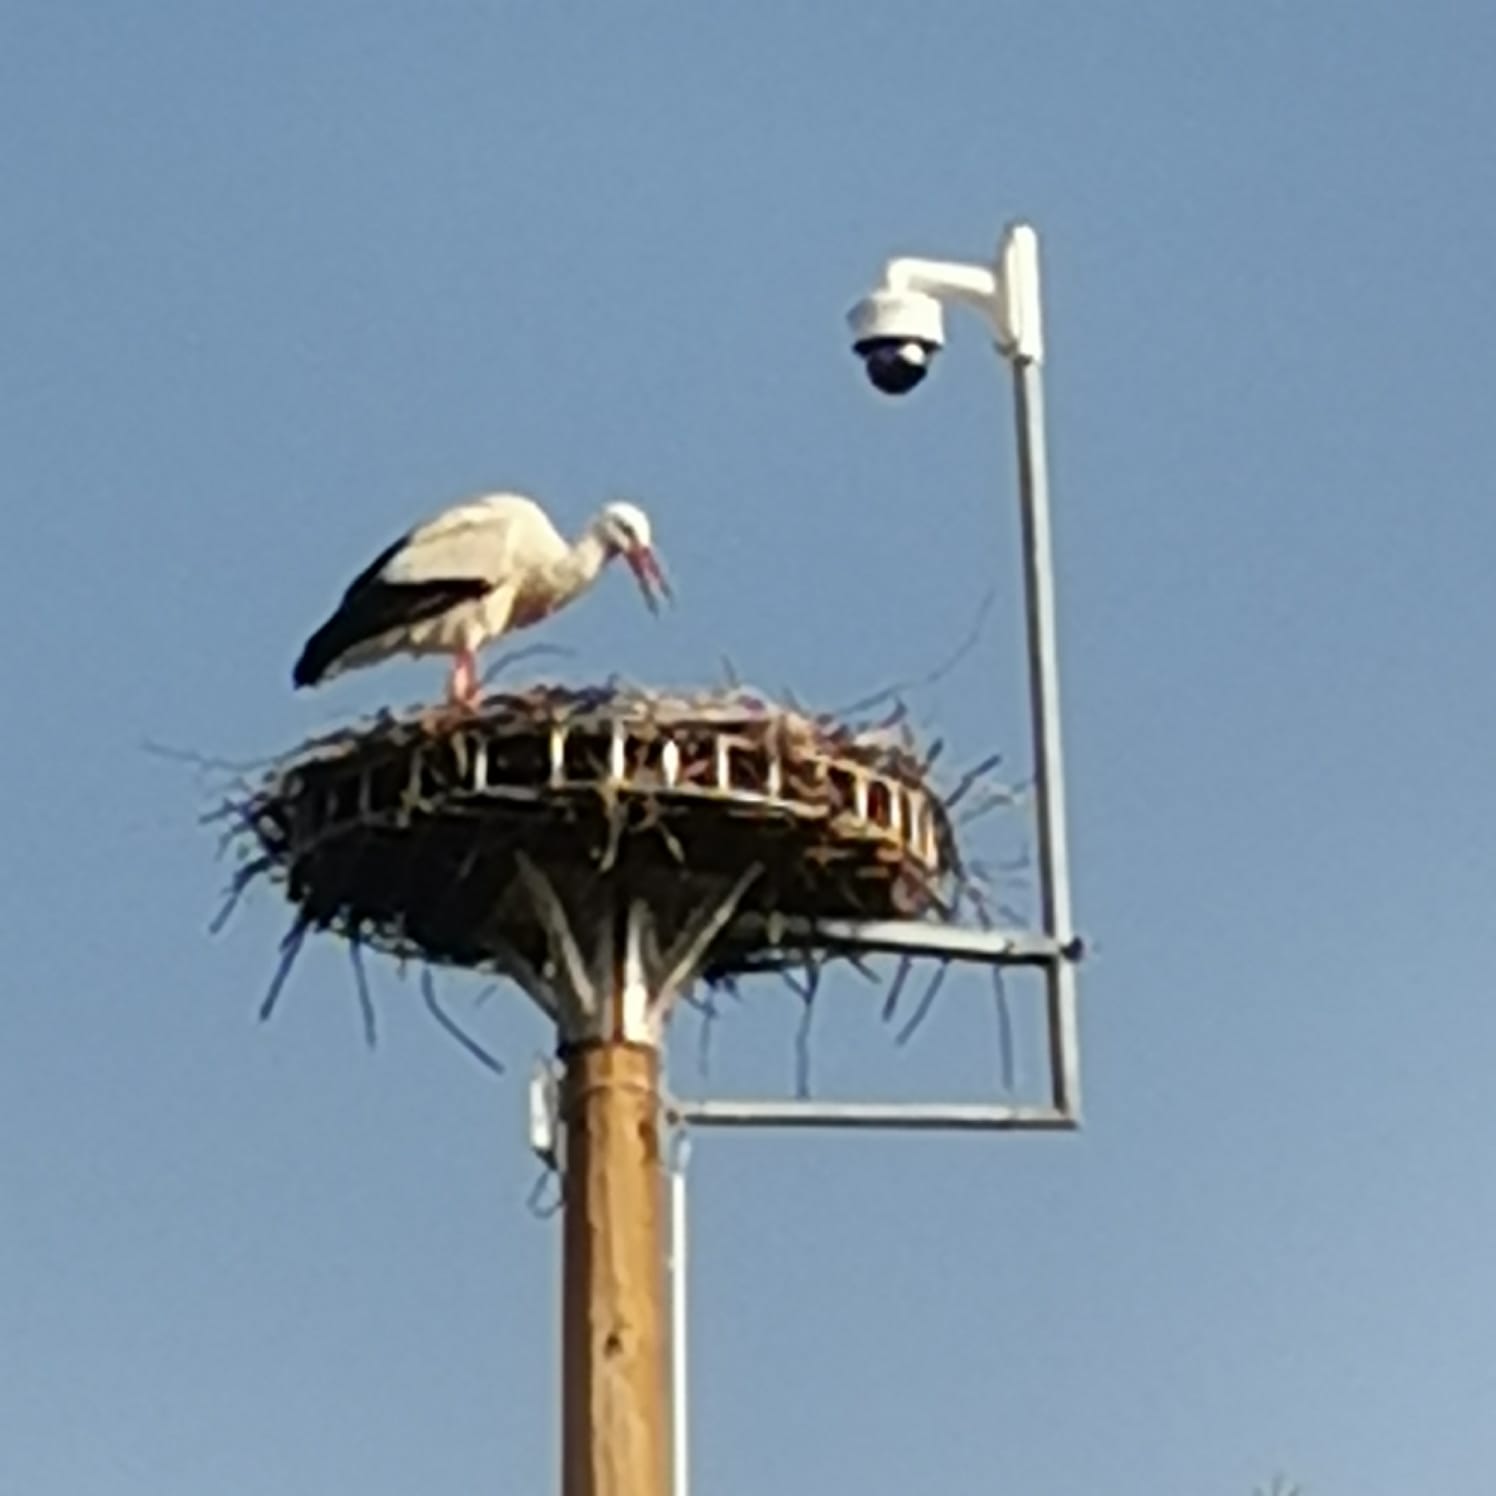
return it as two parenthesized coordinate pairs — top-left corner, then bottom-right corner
(293, 492), (670, 703)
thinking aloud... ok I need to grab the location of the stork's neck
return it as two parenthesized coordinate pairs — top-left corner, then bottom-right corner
(547, 526), (612, 602)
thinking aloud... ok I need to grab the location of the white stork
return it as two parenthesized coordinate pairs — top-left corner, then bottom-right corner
(293, 492), (670, 704)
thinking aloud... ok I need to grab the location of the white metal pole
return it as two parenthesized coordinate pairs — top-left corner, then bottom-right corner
(1007, 325), (1082, 1119)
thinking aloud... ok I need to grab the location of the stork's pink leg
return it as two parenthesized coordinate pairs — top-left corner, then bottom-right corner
(448, 648), (479, 707)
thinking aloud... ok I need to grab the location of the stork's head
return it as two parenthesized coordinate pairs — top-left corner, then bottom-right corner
(598, 501), (672, 613)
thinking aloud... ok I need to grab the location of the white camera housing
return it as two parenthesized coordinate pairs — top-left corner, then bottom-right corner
(845, 227), (1044, 397)
(846, 288), (946, 396)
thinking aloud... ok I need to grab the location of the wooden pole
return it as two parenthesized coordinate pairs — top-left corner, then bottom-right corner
(560, 1039), (669, 1496)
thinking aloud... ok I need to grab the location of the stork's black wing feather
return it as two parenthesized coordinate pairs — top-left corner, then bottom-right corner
(292, 577), (491, 688)
(340, 535), (408, 601)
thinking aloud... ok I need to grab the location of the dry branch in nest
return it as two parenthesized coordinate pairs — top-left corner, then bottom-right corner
(223, 683), (1000, 1008)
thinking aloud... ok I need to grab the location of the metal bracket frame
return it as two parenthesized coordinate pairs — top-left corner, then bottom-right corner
(667, 222), (1084, 1135)
(653, 221), (1080, 1496)
(666, 928), (1081, 1133)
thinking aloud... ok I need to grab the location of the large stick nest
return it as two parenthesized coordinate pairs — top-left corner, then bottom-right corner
(230, 683), (969, 982)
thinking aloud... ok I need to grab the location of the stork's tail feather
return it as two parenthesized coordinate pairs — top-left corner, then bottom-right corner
(294, 604), (380, 687)
(292, 620), (346, 689)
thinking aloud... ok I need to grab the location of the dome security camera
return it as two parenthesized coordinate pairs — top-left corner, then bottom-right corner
(846, 288), (946, 396)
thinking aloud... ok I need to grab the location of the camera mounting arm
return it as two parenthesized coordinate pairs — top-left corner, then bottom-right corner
(868, 223), (1045, 364)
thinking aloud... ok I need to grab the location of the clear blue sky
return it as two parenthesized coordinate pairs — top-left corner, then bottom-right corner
(3, 5), (1493, 1493)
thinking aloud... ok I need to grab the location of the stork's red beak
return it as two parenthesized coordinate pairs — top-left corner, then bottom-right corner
(626, 545), (673, 613)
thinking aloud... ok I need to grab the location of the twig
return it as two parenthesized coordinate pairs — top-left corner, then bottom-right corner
(945, 751), (1006, 810)
(688, 989), (719, 1079)
(831, 583), (997, 719)
(349, 936), (378, 1049)
(783, 959), (821, 1098)
(208, 858), (272, 934)
(259, 915), (311, 1023)
(957, 786), (1020, 826)
(962, 879), (1030, 937)
(881, 955), (914, 1023)
(634, 798), (685, 862)
(479, 642), (575, 685)
(595, 790), (628, 873)
(526, 1166), (564, 1218)
(421, 968), (506, 1075)
(992, 967), (1016, 1093)
(143, 738), (277, 777)
(203, 801), (262, 852)
(895, 961), (949, 1046)
(795, 996), (815, 1099)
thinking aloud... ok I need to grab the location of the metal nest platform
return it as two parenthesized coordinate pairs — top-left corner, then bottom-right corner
(237, 684), (964, 993)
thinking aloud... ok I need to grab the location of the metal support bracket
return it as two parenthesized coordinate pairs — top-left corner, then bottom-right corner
(666, 1097), (1076, 1131)
(668, 222), (1083, 1134)
(731, 914), (1082, 966)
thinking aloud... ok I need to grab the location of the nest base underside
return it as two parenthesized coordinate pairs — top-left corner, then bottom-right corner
(243, 685), (961, 984)
(282, 798), (931, 981)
